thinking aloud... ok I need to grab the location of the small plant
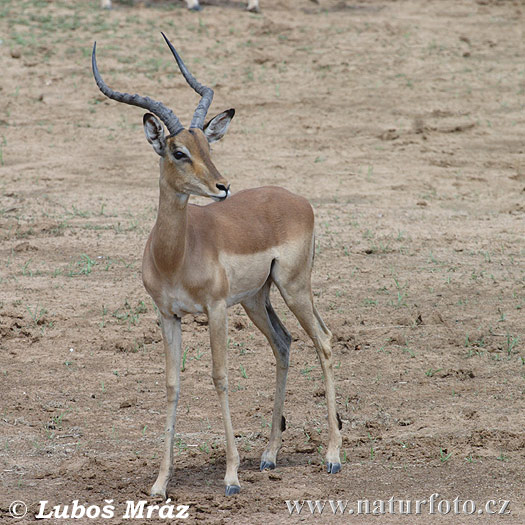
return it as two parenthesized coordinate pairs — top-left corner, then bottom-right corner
(439, 448), (452, 463)
(243, 437), (252, 452)
(67, 254), (96, 277)
(301, 364), (316, 379)
(21, 258), (34, 277)
(505, 333), (519, 356)
(259, 416), (270, 429)
(182, 347), (189, 372)
(51, 410), (69, 430)
(390, 272), (407, 307)
(402, 346), (416, 358)
(232, 341), (247, 355)
(464, 334), (485, 348)
(394, 290), (407, 307)
(428, 251), (438, 264)
(112, 299), (147, 328)
(99, 305), (108, 328)
(26, 304), (47, 326)
(239, 364), (247, 379)
(174, 436), (187, 455)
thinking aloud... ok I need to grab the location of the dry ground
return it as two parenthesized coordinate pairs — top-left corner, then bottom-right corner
(0, 0), (524, 523)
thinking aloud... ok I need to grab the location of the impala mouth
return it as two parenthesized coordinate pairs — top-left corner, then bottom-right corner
(210, 185), (231, 202)
(211, 190), (230, 202)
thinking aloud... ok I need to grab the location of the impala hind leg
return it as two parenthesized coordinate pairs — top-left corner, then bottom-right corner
(151, 315), (182, 499)
(241, 279), (291, 471)
(208, 302), (241, 495)
(272, 267), (342, 474)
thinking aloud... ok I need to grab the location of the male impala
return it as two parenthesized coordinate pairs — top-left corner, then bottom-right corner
(92, 33), (341, 498)
(101, 0), (260, 12)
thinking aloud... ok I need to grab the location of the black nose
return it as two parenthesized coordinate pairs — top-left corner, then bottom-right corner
(216, 183), (230, 193)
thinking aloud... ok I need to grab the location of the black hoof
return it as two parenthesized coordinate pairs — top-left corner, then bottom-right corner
(327, 462), (341, 474)
(225, 485), (240, 496)
(260, 460), (276, 471)
(189, 5), (202, 10)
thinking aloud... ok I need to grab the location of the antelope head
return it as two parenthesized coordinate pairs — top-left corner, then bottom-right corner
(92, 33), (233, 201)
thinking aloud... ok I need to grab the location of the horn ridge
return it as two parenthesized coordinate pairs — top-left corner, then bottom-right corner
(91, 41), (184, 136)
(161, 32), (214, 129)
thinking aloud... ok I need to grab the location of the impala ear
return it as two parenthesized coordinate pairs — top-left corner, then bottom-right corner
(143, 113), (166, 156)
(203, 109), (235, 143)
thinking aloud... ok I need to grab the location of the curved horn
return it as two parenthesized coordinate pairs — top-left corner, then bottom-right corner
(92, 42), (184, 136)
(161, 32), (214, 130)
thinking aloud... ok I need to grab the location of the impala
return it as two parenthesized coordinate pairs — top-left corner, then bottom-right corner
(101, 0), (260, 12)
(92, 33), (341, 498)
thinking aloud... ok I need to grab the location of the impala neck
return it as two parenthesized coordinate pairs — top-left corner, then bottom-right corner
(151, 173), (189, 276)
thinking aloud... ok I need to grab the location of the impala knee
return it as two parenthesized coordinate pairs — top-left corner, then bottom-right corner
(318, 339), (332, 362)
(166, 383), (180, 403)
(212, 375), (228, 393)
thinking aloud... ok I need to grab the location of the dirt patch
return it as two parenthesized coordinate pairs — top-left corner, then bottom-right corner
(0, 0), (523, 523)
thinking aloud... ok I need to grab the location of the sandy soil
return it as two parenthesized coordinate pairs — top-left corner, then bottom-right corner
(0, 0), (524, 523)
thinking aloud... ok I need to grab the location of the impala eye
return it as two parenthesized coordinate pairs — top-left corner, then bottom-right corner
(173, 150), (187, 160)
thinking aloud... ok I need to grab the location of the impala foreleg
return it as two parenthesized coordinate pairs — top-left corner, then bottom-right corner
(242, 280), (291, 471)
(151, 315), (182, 499)
(208, 302), (241, 495)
